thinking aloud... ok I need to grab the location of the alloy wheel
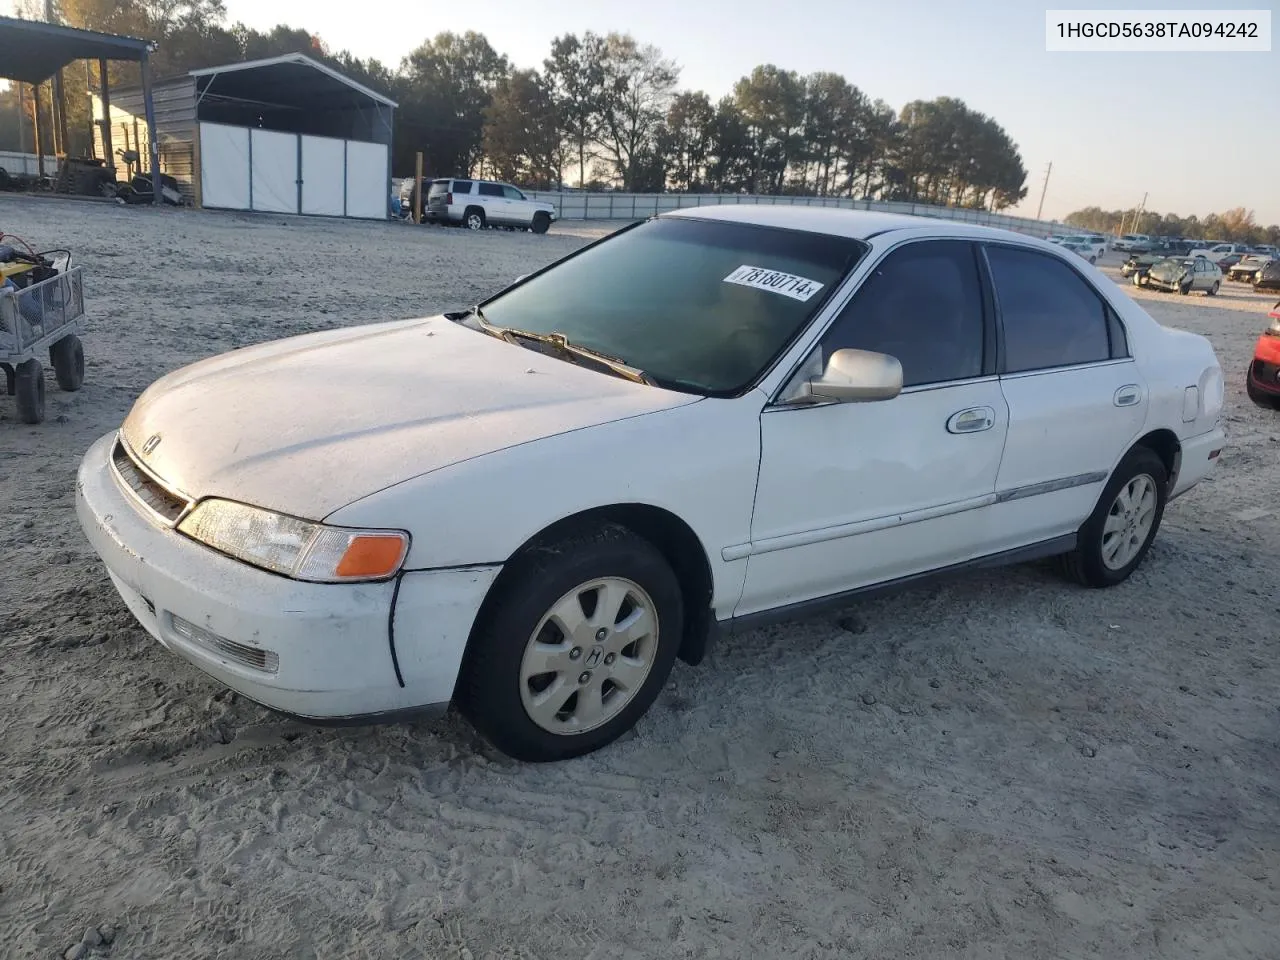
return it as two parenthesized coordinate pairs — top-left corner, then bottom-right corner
(1101, 473), (1157, 570)
(518, 577), (659, 735)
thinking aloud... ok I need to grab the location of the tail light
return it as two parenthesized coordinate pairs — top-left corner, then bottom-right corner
(446, 192), (453, 204)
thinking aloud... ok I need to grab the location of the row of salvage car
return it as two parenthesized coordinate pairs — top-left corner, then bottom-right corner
(1122, 251), (1280, 295)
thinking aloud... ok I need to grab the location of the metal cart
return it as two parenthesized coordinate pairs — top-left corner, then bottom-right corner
(1, 266), (86, 424)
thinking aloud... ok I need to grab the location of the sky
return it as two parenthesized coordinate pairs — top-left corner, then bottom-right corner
(4, 0), (1277, 224)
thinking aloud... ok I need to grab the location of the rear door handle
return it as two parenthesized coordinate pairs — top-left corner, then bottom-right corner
(946, 406), (996, 434)
(1114, 384), (1142, 407)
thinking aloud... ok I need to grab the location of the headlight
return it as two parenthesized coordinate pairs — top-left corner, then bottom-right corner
(177, 499), (409, 582)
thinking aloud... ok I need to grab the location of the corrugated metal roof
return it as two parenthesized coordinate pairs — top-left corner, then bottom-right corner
(0, 14), (150, 84)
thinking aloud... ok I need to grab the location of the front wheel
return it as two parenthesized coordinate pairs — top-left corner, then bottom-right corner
(531, 212), (551, 234)
(456, 524), (684, 761)
(1059, 446), (1167, 587)
(1207, 281), (1220, 296)
(1178, 282), (1191, 295)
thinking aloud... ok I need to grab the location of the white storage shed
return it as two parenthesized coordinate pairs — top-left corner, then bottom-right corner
(92, 53), (396, 219)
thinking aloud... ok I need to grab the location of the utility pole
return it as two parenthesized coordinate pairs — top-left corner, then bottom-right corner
(1035, 161), (1052, 220)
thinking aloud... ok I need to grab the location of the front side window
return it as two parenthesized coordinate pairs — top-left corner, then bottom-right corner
(817, 240), (986, 388)
(986, 245), (1113, 373)
(502, 185), (525, 200)
(477, 217), (866, 395)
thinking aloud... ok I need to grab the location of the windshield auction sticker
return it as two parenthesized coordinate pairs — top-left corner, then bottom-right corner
(723, 265), (825, 302)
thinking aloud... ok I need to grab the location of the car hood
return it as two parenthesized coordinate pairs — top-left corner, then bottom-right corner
(120, 316), (698, 519)
(1148, 261), (1188, 281)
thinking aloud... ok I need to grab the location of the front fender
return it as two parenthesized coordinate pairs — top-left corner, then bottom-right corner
(326, 395), (765, 615)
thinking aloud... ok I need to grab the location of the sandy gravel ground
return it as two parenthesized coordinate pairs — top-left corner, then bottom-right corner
(2, 199), (1279, 960)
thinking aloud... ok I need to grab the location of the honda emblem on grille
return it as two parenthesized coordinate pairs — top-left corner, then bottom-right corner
(141, 434), (162, 456)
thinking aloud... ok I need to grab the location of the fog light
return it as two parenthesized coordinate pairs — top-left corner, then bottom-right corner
(168, 613), (280, 675)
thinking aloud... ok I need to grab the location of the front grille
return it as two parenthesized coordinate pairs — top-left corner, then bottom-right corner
(168, 613), (280, 675)
(112, 439), (190, 524)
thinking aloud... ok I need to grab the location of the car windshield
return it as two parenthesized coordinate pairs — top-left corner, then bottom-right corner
(476, 217), (867, 395)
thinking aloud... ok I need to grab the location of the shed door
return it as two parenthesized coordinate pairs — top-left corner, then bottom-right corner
(344, 140), (389, 220)
(250, 129), (298, 214)
(300, 136), (346, 216)
(199, 122), (251, 210)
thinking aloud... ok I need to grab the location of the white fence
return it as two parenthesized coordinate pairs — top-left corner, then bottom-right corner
(525, 191), (1068, 238)
(0, 151), (59, 176)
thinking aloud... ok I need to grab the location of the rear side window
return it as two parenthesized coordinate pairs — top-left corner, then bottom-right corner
(986, 246), (1115, 373)
(478, 182), (504, 197)
(452, 180), (473, 194)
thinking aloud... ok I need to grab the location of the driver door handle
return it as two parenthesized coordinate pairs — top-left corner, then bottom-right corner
(947, 406), (996, 434)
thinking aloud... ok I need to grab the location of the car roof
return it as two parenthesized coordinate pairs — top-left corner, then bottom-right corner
(659, 204), (1049, 245)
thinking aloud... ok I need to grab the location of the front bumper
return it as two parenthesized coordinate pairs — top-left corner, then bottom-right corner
(75, 432), (492, 720)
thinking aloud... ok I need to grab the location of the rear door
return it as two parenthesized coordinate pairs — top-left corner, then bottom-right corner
(984, 243), (1145, 551)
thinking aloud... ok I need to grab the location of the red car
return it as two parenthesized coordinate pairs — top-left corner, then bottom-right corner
(1246, 302), (1280, 409)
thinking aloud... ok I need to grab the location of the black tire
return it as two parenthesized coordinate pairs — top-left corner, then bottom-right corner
(14, 358), (46, 424)
(1059, 446), (1168, 588)
(456, 524), (684, 762)
(1207, 281), (1220, 296)
(464, 207), (486, 231)
(1247, 367), (1280, 409)
(1178, 282), (1190, 295)
(49, 334), (84, 392)
(531, 212), (551, 235)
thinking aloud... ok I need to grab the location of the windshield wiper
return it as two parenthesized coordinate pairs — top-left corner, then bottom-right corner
(467, 306), (655, 386)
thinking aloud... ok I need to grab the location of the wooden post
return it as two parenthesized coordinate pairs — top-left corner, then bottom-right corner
(140, 54), (162, 205)
(413, 151), (423, 223)
(98, 58), (114, 173)
(52, 68), (69, 156)
(31, 82), (46, 179)
(17, 82), (26, 158)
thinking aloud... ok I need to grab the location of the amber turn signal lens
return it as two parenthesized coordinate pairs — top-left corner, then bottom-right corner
(335, 535), (409, 578)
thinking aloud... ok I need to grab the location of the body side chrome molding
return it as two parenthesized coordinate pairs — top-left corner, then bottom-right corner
(724, 472), (1106, 561)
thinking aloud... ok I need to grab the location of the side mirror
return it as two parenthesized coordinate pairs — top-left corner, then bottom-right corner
(807, 348), (903, 402)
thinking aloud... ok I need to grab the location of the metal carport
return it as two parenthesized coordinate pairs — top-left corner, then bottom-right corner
(189, 54), (396, 218)
(0, 14), (162, 203)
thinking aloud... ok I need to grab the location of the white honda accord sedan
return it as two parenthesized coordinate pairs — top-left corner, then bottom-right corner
(77, 207), (1225, 761)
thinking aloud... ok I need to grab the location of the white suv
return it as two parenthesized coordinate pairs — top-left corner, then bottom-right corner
(425, 178), (558, 234)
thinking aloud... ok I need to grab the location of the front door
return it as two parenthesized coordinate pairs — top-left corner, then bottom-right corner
(737, 239), (1008, 617)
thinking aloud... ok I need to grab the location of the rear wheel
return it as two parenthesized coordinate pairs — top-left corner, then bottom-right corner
(456, 524), (683, 761)
(49, 334), (84, 392)
(464, 208), (486, 231)
(1060, 446), (1167, 588)
(531, 212), (551, 234)
(14, 358), (45, 424)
